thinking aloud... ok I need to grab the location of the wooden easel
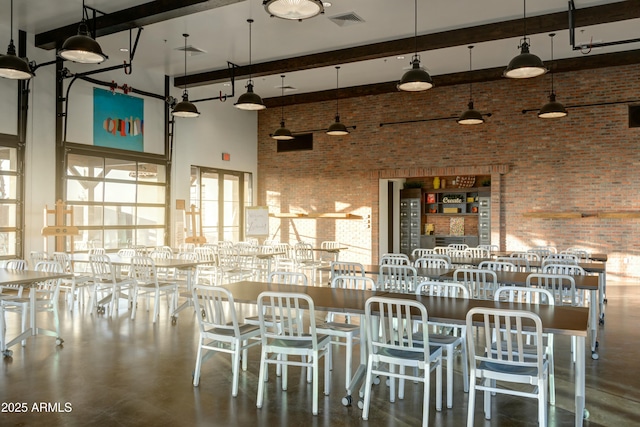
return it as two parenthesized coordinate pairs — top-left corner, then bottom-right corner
(184, 204), (206, 245)
(41, 199), (80, 253)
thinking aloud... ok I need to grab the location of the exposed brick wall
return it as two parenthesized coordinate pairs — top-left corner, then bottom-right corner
(258, 64), (640, 278)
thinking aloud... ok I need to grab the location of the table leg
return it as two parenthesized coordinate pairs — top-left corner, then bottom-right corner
(30, 287), (37, 335)
(575, 335), (586, 427)
(598, 269), (606, 324)
(588, 289), (599, 359)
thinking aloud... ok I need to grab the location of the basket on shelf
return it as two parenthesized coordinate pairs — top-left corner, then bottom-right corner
(455, 176), (475, 188)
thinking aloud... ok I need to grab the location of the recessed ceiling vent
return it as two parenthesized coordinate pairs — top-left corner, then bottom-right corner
(176, 45), (207, 56)
(329, 12), (365, 27)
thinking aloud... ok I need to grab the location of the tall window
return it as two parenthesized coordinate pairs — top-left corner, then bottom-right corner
(0, 138), (21, 258)
(65, 152), (167, 251)
(190, 167), (252, 242)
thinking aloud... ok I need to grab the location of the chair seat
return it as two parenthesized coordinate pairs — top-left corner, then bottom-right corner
(413, 332), (461, 345)
(205, 323), (260, 337)
(479, 360), (541, 377)
(316, 322), (360, 335)
(379, 344), (441, 361)
(270, 334), (331, 350)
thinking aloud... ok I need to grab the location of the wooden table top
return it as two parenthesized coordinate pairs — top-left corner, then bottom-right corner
(448, 257), (605, 274)
(440, 270), (599, 291)
(492, 251), (608, 263)
(70, 253), (202, 269)
(0, 269), (72, 286)
(222, 281), (589, 337)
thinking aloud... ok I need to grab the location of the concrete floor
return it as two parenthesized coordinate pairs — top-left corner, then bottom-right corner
(0, 279), (638, 426)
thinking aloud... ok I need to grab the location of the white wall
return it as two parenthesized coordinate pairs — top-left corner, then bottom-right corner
(0, 30), (258, 258)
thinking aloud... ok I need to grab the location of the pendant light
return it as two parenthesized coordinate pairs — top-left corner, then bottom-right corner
(458, 46), (484, 125)
(327, 66), (349, 136)
(504, 0), (546, 79)
(538, 33), (567, 119)
(0, 0), (34, 80)
(398, 0), (432, 91)
(263, 0), (324, 21)
(272, 75), (294, 140)
(172, 34), (200, 118)
(235, 19), (266, 111)
(58, 0), (107, 64)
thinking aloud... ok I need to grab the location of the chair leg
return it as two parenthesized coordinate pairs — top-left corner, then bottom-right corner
(467, 374), (477, 427)
(422, 369), (430, 427)
(362, 357), (374, 421)
(461, 340), (469, 393)
(435, 358), (442, 412)
(256, 349), (267, 409)
(446, 347), (453, 408)
(484, 378), (492, 419)
(312, 350), (319, 415)
(193, 337), (204, 386)
(231, 343), (241, 397)
(130, 288), (138, 320)
(152, 290), (159, 323)
(345, 336), (353, 390)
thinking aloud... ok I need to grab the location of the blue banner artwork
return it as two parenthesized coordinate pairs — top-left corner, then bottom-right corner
(93, 87), (144, 151)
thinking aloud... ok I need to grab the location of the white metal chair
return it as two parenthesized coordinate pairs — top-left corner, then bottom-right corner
(448, 243), (469, 251)
(0, 260), (29, 353)
(191, 285), (261, 396)
(478, 260), (517, 272)
(379, 253), (411, 265)
(466, 247), (489, 258)
(330, 261), (365, 280)
(542, 264), (586, 304)
(320, 240), (341, 263)
(89, 254), (134, 316)
(316, 275), (375, 389)
(362, 296), (442, 426)
(412, 248), (435, 258)
(293, 242), (324, 285)
(478, 244), (499, 253)
(377, 264), (418, 293)
(415, 281), (469, 408)
(466, 307), (549, 427)
(414, 256), (450, 269)
(29, 251), (48, 270)
(51, 251), (92, 311)
(497, 256), (530, 272)
(563, 247), (590, 259)
(256, 291), (331, 416)
(494, 286), (556, 405)
(128, 256), (179, 323)
(454, 268), (498, 300)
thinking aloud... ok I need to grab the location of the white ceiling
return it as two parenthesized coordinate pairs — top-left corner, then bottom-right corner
(4, 0), (640, 99)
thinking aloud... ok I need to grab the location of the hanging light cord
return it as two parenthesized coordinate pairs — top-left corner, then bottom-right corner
(280, 75), (285, 122)
(550, 33), (555, 94)
(247, 19), (254, 85)
(335, 66), (340, 116)
(10, 0), (14, 44)
(183, 34), (188, 96)
(523, 0), (527, 38)
(413, 0), (418, 56)
(468, 46), (474, 102)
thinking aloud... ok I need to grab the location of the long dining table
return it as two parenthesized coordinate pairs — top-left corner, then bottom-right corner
(222, 280), (590, 426)
(439, 269), (601, 360)
(0, 269), (73, 356)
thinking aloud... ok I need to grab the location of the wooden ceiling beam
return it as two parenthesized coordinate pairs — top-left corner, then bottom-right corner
(177, 1), (640, 88)
(35, 0), (244, 50)
(262, 49), (640, 107)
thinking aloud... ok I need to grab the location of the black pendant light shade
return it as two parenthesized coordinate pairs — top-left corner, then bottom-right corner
(504, 0), (546, 79)
(458, 46), (484, 125)
(538, 93), (567, 118)
(235, 19), (266, 111)
(398, 0), (432, 92)
(504, 41), (546, 79)
(272, 75), (294, 140)
(327, 115), (349, 136)
(236, 82), (266, 110)
(458, 102), (484, 125)
(538, 33), (567, 119)
(172, 92), (200, 118)
(0, 0), (34, 80)
(172, 34), (200, 118)
(59, 21), (107, 64)
(327, 66), (350, 136)
(398, 56), (433, 92)
(264, 0), (324, 21)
